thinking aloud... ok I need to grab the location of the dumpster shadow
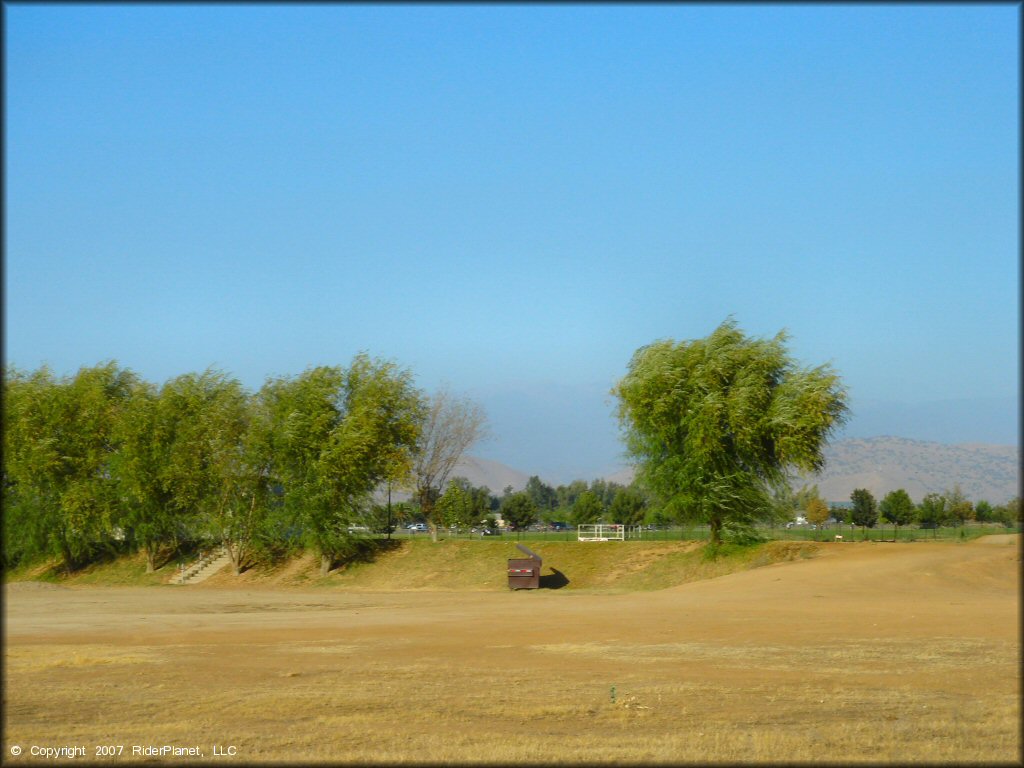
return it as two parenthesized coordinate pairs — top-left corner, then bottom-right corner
(540, 568), (569, 590)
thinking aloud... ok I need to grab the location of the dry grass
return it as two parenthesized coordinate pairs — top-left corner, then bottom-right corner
(5, 645), (165, 672)
(4, 536), (1019, 764)
(6, 637), (1016, 763)
(530, 636), (1017, 672)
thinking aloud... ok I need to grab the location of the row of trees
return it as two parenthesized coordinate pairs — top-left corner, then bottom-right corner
(842, 486), (1019, 535)
(426, 476), (648, 532)
(6, 320), (1016, 575)
(422, 473), (1019, 537)
(3, 359), (488, 575)
(775, 482), (1019, 539)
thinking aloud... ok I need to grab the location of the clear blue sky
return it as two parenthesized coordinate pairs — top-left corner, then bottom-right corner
(5, 4), (1019, 483)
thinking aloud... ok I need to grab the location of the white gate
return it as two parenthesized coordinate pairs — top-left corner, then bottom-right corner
(577, 524), (644, 541)
(577, 524), (624, 542)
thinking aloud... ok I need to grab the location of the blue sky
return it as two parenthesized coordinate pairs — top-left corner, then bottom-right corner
(5, 4), (1019, 483)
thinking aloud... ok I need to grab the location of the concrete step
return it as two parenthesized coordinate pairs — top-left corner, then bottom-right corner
(186, 551), (232, 584)
(171, 546), (231, 585)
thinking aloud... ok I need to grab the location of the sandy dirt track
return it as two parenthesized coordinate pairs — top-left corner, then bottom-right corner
(4, 536), (1020, 764)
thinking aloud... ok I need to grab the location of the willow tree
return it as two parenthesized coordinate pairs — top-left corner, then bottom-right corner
(265, 355), (424, 575)
(614, 319), (848, 546)
(3, 362), (137, 571)
(112, 376), (172, 573)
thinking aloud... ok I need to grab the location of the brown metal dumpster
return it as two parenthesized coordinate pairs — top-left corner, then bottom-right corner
(507, 543), (542, 590)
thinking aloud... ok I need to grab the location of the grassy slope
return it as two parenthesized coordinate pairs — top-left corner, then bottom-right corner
(5, 539), (822, 592)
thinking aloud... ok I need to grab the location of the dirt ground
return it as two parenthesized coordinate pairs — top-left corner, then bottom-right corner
(3, 536), (1020, 764)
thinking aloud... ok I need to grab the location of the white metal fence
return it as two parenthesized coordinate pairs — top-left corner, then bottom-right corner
(577, 524), (643, 541)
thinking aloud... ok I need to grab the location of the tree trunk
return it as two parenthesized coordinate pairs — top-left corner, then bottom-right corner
(708, 515), (722, 546)
(320, 553), (332, 577)
(145, 546), (156, 574)
(228, 545), (241, 576)
(57, 530), (77, 573)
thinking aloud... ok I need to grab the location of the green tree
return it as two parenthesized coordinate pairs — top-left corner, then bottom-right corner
(645, 505), (672, 528)
(609, 486), (647, 525)
(879, 489), (914, 540)
(500, 492), (538, 530)
(571, 490), (604, 526)
(111, 377), (177, 572)
(197, 374), (267, 576)
(973, 500), (994, 523)
(525, 475), (558, 515)
(916, 493), (946, 530)
(3, 363), (137, 571)
(829, 504), (851, 526)
(991, 497), (1020, 527)
(850, 488), (878, 537)
(614, 319), (848, 545)
(263, 356), (424, 575)
(4, 366), (63, 567)
(556, 480), (589, 519)
(944, 484), (973, 527)
(436, 483), (476, 530)
(144, 370), (249, 560)
(589, 479), (620, 509)
(442, 477), (493, 528)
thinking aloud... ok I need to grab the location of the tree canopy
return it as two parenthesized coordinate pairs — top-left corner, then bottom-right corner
(3, 356), (424, 576)
(916, 492), (946, 528)
(879, 489), (914, 535)
(4, 363), (137, 570)
(613, 318), (848, 545)
(263, 356), (424, 574)
(500, 492), (538, 530)
(850, 488), (879, 533)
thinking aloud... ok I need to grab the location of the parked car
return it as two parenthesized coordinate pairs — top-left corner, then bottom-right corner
(406, 523), (428, 532)
(549, 522), (571, 531)
(480, 528), (500, 536)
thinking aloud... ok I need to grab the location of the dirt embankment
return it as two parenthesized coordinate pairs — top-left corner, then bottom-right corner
(179, 538), (825, 592)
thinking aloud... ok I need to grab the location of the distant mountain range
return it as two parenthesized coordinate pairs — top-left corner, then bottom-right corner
(793, 436), (1020, 505)
(457, 437), (1020, 505)
(449, 455), (532, 494)
(381, 455), (533, 504)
